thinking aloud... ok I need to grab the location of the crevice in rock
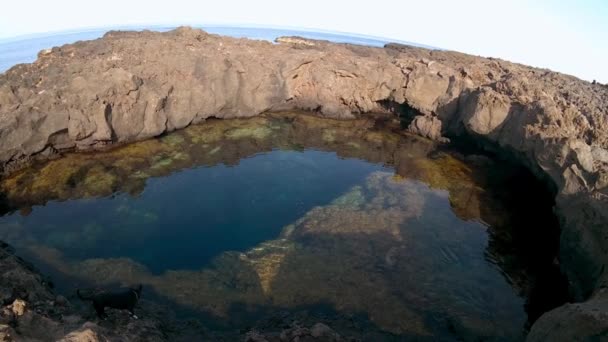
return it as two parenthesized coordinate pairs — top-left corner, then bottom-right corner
(376, 99), (421, 129)
(449, 132), (559, 198)
(0, 193), (10, 216)
(104, 103), (117, 141)
(436, 134), (571, 328)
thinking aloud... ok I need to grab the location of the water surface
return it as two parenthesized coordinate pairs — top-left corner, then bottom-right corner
(0, 113), (565, 340)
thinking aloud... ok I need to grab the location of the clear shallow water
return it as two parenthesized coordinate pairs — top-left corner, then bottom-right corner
(2, 150), (385, 273)
(0, 25), (433, 73)
(0, 113), (565, 340)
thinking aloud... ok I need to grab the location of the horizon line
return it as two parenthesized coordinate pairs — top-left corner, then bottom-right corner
(0, 22), (437, 50)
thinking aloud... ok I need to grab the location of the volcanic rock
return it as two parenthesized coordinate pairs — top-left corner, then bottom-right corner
(0, 27), (607, 340)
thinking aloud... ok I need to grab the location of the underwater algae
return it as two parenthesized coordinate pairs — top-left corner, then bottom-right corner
(0, 112), (562, 339)
(21, 171), (522, 338)
(1, 113), (488, 219)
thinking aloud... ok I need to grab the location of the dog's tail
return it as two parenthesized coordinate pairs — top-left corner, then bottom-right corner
(76, 289), (93, 301)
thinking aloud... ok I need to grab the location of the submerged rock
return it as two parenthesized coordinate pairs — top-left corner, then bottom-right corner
(245, 322), (342, 342)
(408, 115), (443, 141)
(58, 328), (101, 342)
(10, 299), (25, 316)
(0, 113), (417, 209)
(8, 166), (546, 340)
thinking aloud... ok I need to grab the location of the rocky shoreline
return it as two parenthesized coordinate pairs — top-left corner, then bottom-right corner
(0, 238), (354, 341)
(0, 26), (607, 340)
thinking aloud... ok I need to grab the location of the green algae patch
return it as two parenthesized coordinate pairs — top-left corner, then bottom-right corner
(186, 125), (225, 144)
(151, 157), (174, 170)
(208, 146), (221, 155)
(346, 141), (361, 149)
(171, 151), (189, 161)
(411, 154), (475, 190)
(160, 133), (185, 147)
(225, 125), (274, 140)
(322, 129), (337, 143)
(81, 166), (118, 196)
(0, 112), (508, 230)
(130, 171), (150, 179)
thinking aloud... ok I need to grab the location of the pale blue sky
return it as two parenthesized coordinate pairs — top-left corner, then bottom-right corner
(1, 0), (606, 82)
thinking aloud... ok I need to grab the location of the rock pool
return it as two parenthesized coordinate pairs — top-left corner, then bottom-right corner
(0, 113), (567, 340)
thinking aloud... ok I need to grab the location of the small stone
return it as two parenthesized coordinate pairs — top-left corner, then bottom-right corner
(595, 172), (608, 190)
(11, 300), (26, 316)
(244, 330), (269, 342)
(55, 295), (68, 307)
(62, 315), (82, 325)
(591, 146), (608, 164)
(408, 115), (443, 141)
(58, 328), (100, 342)
(310, 323), (336, 338)
(38, 48), (52, 57)
(438, 136), (451, 143)
(0, 307), (15, 325)
(0, 324), (15, 341)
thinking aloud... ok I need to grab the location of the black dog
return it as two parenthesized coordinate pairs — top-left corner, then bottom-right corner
(77, 284), (142, 319)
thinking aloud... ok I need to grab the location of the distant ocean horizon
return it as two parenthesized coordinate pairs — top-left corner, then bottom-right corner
(0, 25), (436, 73)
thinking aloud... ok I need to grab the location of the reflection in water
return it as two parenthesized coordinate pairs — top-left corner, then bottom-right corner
(0, 113), (565, 340)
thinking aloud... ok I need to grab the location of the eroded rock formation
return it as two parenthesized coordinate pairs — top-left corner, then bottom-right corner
(0, 26), (607, 339)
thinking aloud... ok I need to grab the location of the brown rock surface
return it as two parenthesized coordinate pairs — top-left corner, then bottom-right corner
(0, 26), (607, 339)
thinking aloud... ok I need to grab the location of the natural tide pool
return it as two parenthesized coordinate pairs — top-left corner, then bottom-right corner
(0, 113), (567, 340)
